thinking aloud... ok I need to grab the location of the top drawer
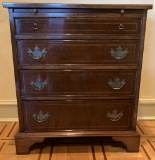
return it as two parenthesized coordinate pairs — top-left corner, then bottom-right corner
(15, 18), (141, 35)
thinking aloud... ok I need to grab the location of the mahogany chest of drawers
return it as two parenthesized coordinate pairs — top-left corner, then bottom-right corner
(3, 3), (152, 154)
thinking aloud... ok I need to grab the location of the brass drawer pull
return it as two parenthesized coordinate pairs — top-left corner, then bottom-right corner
(30, 75), (48, 90)
(27, 45), (47, 60)
(107, 109), (123, 121)
(109, 46), (128, 60)
(119, 24), (124, 30)
(120, 9), (125, 14)
(33, 110), (50, 122)
(108, 77), (126, 90)
(33, 9), (38, 13)
(33, 22), (39, 30)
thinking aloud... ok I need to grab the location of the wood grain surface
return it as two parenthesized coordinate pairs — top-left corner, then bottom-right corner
(0, 120), (155, 159)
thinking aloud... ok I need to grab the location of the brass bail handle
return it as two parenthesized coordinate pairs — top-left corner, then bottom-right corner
(119, 24), (124, 30)
(33, 23), (39, 30)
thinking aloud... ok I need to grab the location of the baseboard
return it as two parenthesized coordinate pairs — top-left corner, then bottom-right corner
(139, 99), (155, 104)
(0, 100), (17, 105)
(0, 100), (18, 120)
(138, 99), (155, 119)
(0, 118), (18, 122)
(0, 99), (155, 121)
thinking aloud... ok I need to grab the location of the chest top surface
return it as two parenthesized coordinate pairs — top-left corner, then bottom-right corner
(3, 2), (153, 9)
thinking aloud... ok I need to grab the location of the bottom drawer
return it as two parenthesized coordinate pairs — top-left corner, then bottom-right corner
(22, 100), (133, 132)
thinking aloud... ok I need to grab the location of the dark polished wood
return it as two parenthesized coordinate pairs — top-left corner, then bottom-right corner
(22, 100), (133, 131)
(15, 137), (44, 154)
(20, 70), (136, 98)
(17, 40), (139, 65)
(3, 2), (152, 154)
(3, 3), (152, 9)
(13, 8), (144, 13)
(13, 9), (143, 19)
(112, 134), (140, 152)
(15, 130), (140, 154)
(15, 34), (141, 40)
(15, 18), (141, 35)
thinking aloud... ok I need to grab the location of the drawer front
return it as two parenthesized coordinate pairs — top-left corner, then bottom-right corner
(23, 100), (133, 131)
(15, 18), (141, 35)
(17, 40), (139, 65)
(20, 70), (136, 98)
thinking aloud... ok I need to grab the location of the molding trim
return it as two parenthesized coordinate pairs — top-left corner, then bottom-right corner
(0, 118), (18, 122)
(139, 99), (155, 104)
(0, 100), (17, 106)
(137, 116), (155, 120)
